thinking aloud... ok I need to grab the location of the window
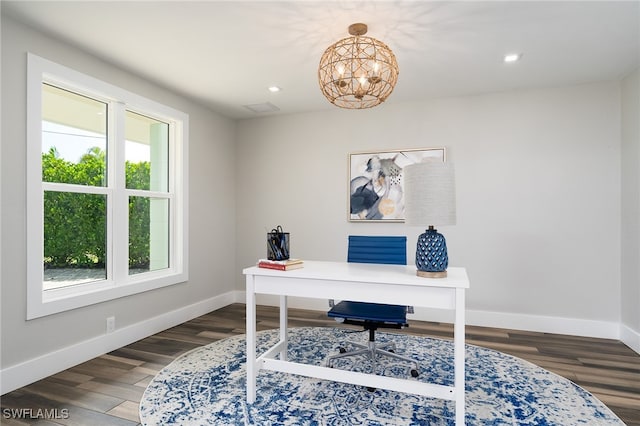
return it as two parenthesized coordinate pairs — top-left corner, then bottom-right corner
(27, 53), (189, 319)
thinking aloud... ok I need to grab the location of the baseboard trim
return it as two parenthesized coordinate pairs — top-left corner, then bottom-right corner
(235, 291), (625, 342)
(466, 310), (621, 340)
(0, 291), (236, 395)
(620, 323), (640, 354)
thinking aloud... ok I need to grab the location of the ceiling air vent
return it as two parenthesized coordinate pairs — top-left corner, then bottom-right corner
(242, 102), (280, 114)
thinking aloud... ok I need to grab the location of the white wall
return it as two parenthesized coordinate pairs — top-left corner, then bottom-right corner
(1, 16), (237, 392)
(621, 68), (640, 353)
(236, 81), (624, 337)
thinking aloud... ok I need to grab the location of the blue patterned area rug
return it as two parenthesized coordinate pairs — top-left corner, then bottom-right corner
(140, 327), (623, 425)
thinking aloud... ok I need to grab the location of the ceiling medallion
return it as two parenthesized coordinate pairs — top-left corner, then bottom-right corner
(318, 23), (399, 109)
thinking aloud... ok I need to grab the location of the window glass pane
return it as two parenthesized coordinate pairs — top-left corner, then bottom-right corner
(129, 196), (169, 275)
(44, 191), (107, 289)
(125, 111), (169, 192)
(42, 84), (107, 186)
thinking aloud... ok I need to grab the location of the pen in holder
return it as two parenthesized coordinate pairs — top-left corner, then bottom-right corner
(267, 226), (290, 261)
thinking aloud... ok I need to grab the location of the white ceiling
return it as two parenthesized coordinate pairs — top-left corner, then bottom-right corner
(3, 1), (639, 120)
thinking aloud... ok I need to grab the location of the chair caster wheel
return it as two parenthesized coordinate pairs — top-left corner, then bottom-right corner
(411, 369), (419, 378)
(338, 347), (347, 354)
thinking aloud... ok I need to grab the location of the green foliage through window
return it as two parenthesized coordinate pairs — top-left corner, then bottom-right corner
(43, 147), (151, 269)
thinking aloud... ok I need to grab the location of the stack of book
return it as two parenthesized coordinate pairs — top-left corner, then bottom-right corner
(257, 258), (304, 271)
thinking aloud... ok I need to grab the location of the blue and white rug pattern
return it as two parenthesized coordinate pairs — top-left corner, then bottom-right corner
(140, 327), (623, 425)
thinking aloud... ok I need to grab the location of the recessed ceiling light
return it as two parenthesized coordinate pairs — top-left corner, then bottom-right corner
(268, 86), (281, 93)
(504, 53), (522, 63)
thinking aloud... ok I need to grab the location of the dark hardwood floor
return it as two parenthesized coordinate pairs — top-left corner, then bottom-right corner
(2, 303), (639, 425)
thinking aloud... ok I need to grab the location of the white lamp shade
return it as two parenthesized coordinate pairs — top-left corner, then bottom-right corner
(404, 161), (456, 226)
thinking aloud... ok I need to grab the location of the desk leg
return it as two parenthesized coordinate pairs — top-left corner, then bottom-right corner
(279, 295), (288, 361)
(454, 288), (466, 425)
(246, 275), (256, 404)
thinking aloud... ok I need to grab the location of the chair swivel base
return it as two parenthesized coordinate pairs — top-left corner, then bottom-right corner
(327, 339), (420, 385)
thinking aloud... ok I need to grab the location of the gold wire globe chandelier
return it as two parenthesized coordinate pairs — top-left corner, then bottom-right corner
(318, 23), (399, 109)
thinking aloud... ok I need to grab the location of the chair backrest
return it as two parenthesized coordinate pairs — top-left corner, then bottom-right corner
(347, 235), (407, 265)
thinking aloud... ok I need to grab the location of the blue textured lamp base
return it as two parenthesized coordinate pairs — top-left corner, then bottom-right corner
(415, 227), (448, 278)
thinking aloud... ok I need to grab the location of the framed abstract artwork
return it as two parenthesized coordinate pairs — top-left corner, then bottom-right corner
(348, 147), (446, 222)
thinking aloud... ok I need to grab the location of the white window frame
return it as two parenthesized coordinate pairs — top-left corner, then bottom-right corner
(26, 53), (189, 319)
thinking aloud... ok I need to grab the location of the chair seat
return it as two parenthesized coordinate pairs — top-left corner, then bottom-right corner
(328, 301), (407, 324)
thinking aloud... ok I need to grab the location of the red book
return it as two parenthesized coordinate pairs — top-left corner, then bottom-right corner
(258, 261), (304, 271)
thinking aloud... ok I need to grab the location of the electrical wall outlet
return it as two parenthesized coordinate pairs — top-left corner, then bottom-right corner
(106, 316), (116, 333)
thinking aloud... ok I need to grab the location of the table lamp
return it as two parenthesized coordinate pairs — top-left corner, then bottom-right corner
(404, 160), (456, 278)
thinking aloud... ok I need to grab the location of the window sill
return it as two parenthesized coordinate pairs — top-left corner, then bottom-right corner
(27, 270), (188, 320)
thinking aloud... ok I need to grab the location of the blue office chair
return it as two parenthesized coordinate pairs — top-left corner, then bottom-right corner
(327, 235), (419, 379)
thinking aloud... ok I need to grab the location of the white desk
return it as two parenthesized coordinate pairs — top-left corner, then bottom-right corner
(243, 260), (469, 425)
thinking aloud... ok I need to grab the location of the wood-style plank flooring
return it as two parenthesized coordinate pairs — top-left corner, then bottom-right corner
(1, 304), (639, 425)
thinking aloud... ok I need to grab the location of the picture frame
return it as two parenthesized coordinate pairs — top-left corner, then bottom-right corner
(348, 147), (446, 222)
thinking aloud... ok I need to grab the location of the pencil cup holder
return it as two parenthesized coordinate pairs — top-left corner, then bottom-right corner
(267, 231), (290, 261)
